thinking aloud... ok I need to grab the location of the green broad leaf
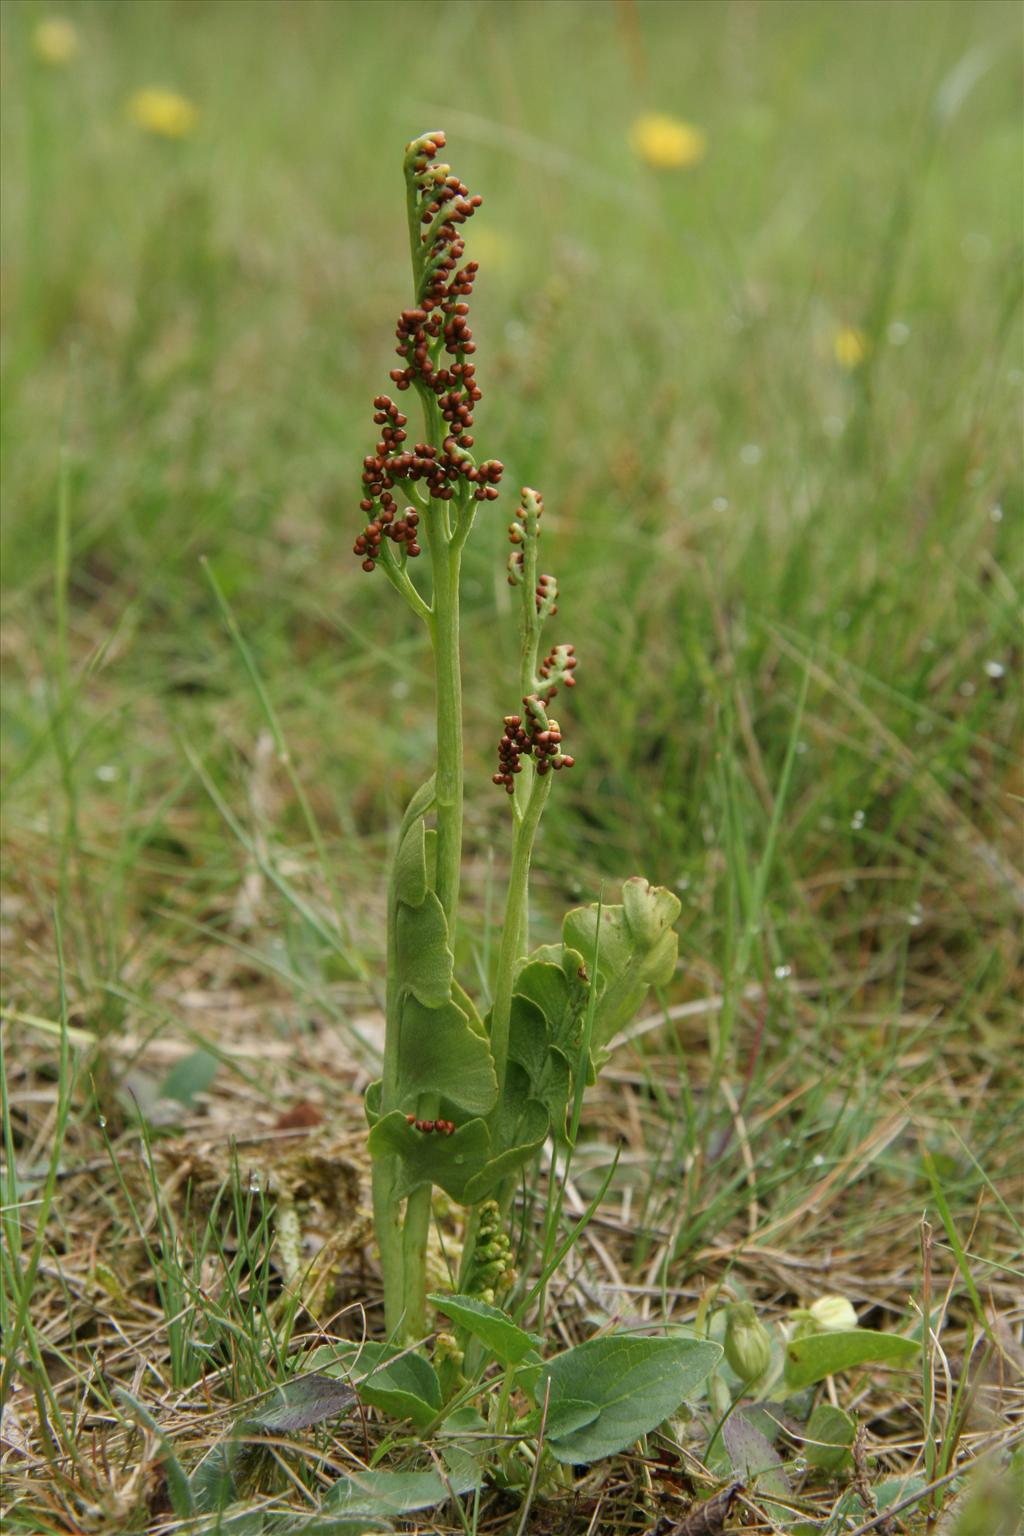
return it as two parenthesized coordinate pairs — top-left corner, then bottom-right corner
(369, 1112), (492, 1203)
(364, 1078), (382, 1126)
(325, 1342), (441, 1430)
(536, 1335), (721, 1464)
(324, 1454), (479, 1517)
(805, 1402), (856, 1472)
(395, 894), (453, 1007)
(784, 1329), (919, 1389)
(562, 879), (681, 1048)
(513, 1353), (545, 1398)
(517, 1397), (600, 1441)
(392, 814), (429, 907)
(427, 1293), (539, 1367)
(159, 1047), (219, 1107)
(394, 996), (497, 1116)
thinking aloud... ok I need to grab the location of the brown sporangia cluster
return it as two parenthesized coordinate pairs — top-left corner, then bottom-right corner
(353, 131), (504, 573)
(537, 642), (578, 700)
(406, 1114), (456, 1135)
(493, 697), (576, 794)
(507, 491), (560, 613)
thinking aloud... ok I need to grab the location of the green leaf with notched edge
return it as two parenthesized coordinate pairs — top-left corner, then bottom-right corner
(784, 1329), (919, 1388)
(515, 950), (590, 1057)
(392, 813), (429, 907)
(369, 1112), (491, 1202)
(395, 894), (453, 1007)
(536, 1335), (721, 1464)
(563, 879), (681, 1048)
(508, 993), (571, 1135)
(364, 1078), (382, 1126)
(428, 1294), (540, 1366)
(394, 996), (497, 1115)
(462, 1098), (550, 1203)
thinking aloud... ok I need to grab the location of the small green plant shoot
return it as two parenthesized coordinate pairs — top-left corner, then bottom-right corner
(355, 133), (685, 1369)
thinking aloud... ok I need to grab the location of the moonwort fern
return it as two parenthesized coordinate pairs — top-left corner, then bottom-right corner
(354, 132), (681, 1345)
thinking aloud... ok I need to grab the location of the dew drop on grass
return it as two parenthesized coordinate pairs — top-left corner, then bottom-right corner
(96, 765), (119, 782)
(906, 903), (923, 927)
(739, 443), (762, 466)
(850, 809), (865, 830)
(712, 495), (730, 513)
(984, 660), (1005, 679)
(990, 503), (1004, 522)
(98, 1115), (107, 1129)
(675, 874), (691, 891)
(773, 963), (792, 979)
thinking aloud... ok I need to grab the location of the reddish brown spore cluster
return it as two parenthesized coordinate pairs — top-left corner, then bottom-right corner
(537, 642), (577, 699)
(492, 701), (575, 794)
(355, 134), (504, 572)
(535, 573), (557, 615)
(507, 489), (541, 586)
(406, 1114), (456, 1135)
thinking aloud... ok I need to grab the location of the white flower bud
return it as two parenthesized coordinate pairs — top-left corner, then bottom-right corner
(809, 1294), (858, 1332)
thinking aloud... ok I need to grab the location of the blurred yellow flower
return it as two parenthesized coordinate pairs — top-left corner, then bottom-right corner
(834, 326), (868, 369)
(33, 17), (79, 66)
(630, 113), (706, 169)
(128, 88), (198, 140)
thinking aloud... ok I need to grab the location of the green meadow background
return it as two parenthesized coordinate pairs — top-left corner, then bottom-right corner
(2, 0), (1021, 1232)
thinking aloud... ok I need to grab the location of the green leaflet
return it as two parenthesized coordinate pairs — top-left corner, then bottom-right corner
(514, 950), (589, 1058)
(508, 994), (572, 1137)
(378, 782), (498, 1130)
(370, 1098), (548, 1203)
(396, 996), (497, 1115)
(370, 1113), (492, 1202)
(463, 1098), (548, 1202)
(395, 895), (454, 1006)
(562, 878), (681, 1048)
